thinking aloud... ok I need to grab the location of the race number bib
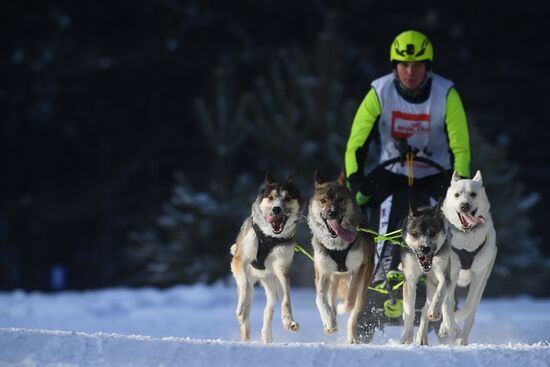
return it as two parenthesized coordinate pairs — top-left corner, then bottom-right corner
(391, 111), (431, 140)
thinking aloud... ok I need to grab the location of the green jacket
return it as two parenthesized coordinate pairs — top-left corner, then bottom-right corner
(345, 76), (470, 189)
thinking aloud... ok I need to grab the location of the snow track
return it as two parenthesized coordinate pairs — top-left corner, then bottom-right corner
(1, 328), (549, 367)
(0, 285), (549, 366)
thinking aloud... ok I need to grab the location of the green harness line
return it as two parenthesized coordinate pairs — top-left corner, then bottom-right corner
(355, 226), (407, 294)
(294, 245), (315, 261)
(294, 226), (407, 295)
(355, 227), (407, 248)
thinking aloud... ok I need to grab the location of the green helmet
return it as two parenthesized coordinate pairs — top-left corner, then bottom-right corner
(390, 30), (433, 64)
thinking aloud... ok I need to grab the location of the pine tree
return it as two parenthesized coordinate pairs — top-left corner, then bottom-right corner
(122, 66), (257, 286)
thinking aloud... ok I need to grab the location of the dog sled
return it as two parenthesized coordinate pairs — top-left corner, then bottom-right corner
(356, 153), (451, 343)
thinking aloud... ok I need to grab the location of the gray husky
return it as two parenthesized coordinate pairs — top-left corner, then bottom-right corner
(439, 170), (497, 346)
(401, 201), (452, 345)
(230, 172), (302, 343)
(307, 171), (374, 344)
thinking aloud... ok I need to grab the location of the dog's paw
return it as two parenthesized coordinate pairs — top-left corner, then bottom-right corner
(428, 310), (441, 321)
(336, 302), (352, 315)
(400, 330), (413, 344)
(346, 336), (358, 344)
(284, 320), (300, 332)
(240, 325), (250, 342)
(416, 334), (429, 346)
(455, 337), (468, 346)
(427, 304), (441, 321)
(323, 320), (338, 335)
(438, 323), (459, 339)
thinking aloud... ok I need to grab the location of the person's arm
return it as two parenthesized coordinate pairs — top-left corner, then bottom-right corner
(345, 88), (381, 203)
(445, 87), (470, 178)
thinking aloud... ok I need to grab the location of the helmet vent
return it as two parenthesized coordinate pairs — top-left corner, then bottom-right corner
(390, 30), (433, 63)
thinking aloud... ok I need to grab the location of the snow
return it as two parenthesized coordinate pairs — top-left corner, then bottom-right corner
(1, 283), (549, 366)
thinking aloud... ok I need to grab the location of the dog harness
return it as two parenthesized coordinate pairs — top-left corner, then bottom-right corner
(251, 222), (294, 270)
(452, 236), (487, 270)
(326, 242), (355, 272)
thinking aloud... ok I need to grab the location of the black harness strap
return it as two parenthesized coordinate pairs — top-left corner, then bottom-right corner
(251, 222), (293, 270)
(452, 237), (487, 270)
(326, 243), (355, 272)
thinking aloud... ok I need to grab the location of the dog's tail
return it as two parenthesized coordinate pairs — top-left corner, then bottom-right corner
(230, 243), (237, 256)
(457, 269), (472, 287)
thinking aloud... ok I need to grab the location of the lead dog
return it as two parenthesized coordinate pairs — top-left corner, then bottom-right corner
(307, 171), (374, 344)
(439, 170), (497, 345)
(401, 200), (452, 345)
(230, 172), (302, 343)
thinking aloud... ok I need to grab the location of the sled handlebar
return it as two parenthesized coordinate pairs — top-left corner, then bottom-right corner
(366, 155), (450, 181)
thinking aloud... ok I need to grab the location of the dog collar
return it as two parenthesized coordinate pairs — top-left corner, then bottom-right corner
(451, 236), (487, 270)
(251, 222), (294, 270)
(325, 242), (355, 272)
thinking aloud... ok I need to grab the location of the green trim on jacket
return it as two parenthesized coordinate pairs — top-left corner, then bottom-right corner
(345, 88), (381, 178)
(445, 88), (470, 178)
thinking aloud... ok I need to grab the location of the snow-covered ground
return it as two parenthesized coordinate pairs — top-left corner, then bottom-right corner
(0, 283), (549, 366)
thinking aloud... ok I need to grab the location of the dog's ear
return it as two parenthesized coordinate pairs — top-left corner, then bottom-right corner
(408, 200), (420, 217)
(314, 170), (324, 188)
(472, 170), (483, 184)
(433, 197), (444, 215)
(264, 170), (275, 185)
(283, 174), (301, 203)
(337, 169), (346, 186)
(452, 170), (461, 183)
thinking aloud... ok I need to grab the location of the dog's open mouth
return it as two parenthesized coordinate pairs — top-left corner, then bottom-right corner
(457, 209), (485, 230)
(266, 215), (288, 234)
(323, 217), (357, 243)
(417, 254), (433, 272)
(323, 217), (340, 238)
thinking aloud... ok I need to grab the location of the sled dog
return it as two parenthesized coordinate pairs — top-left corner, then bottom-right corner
(307, 171), (374, 344)
(400, 200), (451, 345)
(439, 170), (497, 345)
(230, 172), (302, 343)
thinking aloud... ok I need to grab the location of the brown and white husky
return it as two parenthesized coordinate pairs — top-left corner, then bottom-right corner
(307, 171), (374, 344)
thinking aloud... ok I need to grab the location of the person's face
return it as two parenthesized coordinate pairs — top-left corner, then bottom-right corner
(396, 62), (427, 91)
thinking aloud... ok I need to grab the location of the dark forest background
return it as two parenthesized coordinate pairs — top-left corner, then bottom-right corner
(1, 1), (549, 294)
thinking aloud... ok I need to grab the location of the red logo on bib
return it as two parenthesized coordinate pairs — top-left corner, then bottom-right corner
(391, 111), (430, 139)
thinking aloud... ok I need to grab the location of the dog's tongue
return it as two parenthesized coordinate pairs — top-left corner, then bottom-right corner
(265, 215), (284, 232)
(463, 213), (485, 226)
(327, 219), (357, 243)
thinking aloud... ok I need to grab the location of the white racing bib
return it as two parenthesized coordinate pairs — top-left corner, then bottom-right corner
(372, 73), (454, 178)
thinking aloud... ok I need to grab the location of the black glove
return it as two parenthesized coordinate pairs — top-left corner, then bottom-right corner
(347, 173), (371, 206)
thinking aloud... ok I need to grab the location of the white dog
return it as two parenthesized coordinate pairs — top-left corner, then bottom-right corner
(439, 170), (497, 345)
